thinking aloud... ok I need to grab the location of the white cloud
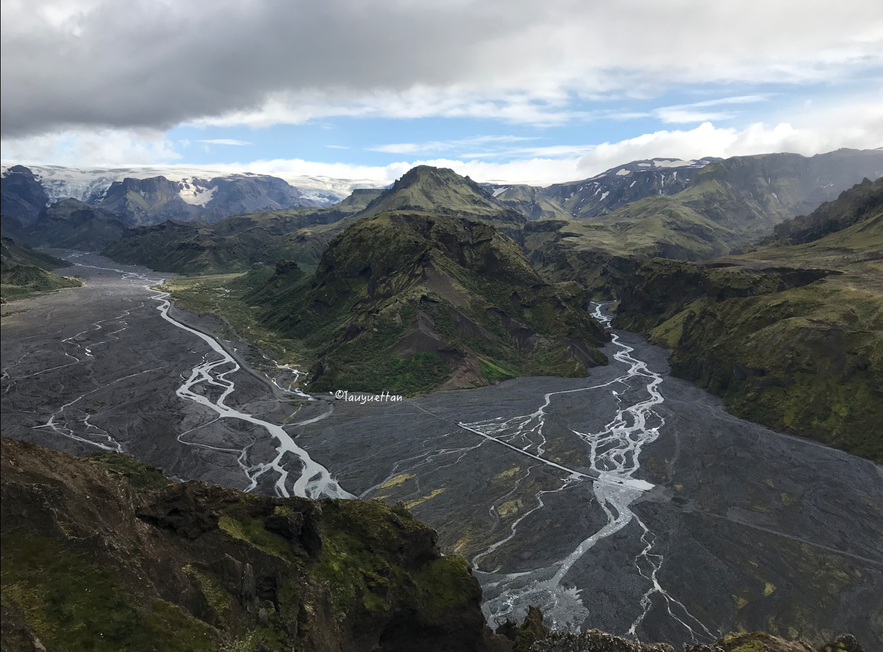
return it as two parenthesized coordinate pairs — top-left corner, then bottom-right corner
(0, 128), (179, 166)
(197, 138), (251, 146)
(369, 135), (537, 154)
(654, 95), (770, 124)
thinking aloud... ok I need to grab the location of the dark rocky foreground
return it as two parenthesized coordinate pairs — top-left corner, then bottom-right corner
(2, 255), (881, 648)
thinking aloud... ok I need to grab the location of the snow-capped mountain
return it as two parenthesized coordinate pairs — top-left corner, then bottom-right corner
(0, 164), (385, 222)
(541, 157), (720, 218)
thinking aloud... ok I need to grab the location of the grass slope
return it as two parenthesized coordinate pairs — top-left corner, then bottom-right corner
(0, 238), (81, 303)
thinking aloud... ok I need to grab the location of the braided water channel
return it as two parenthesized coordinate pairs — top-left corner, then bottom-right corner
(465, 303), (712, 640)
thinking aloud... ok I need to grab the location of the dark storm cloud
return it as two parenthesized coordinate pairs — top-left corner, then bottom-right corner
(2, 0), (881, 137)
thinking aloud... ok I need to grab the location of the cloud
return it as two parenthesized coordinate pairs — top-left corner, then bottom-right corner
(197, 138), (250, 146)
(369, 135), (537, 154)
(654, 94), (770, 123)
(0, 128), (179, 166)
(4, 97), (880, 184)
(3, 0), (882, 136)
(576, 101), (883, 176)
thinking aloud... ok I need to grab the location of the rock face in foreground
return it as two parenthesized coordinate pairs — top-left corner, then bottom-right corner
(0, 437), (499, 652)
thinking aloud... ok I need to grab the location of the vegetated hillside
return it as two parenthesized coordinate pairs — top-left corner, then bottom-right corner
(0, 165), (49, 227)
(26, 198), (130, 251)
(522, 199), (740, 299)
(360, 166), (524, 223)
(523, 149), (883, 297)
(668, 149), (883, 238)
(246, 212), (608, 395)
(101, 190), (384, 274)
(612, 179), (883, 461)
(0, 437), (505, 652)
(0, 237), (81, 302)
(769, 176), (883, 244)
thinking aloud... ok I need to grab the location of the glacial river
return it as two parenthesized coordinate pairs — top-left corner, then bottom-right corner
(2, 255), (881, 647)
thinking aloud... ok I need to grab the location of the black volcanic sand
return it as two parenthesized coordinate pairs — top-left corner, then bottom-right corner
(2, 255), (881, 648)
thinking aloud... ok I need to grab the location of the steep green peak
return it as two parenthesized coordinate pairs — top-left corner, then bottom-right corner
(359, 165), (520, 220)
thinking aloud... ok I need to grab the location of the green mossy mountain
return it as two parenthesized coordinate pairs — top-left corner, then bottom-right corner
(613, 179), (883, 461)
(0, 437), (506, 652)
(359, 166), (525, 225)
(0, 238), (81, 303)
(245, 212), (608, 394)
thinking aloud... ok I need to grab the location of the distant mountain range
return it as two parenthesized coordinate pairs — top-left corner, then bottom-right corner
(485, 157), (718, 219)
(0, 164), (385, 226)
(3, 148), (881, 279)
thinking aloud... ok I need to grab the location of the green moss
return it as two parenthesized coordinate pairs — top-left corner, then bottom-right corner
(88, 452), (171, 491)
(0, 533), (216, 652)
(183, 564), (233, 616)
(217, 514), (298, 563)
(414, 556), (475, 618)
(311, 528), (395, 620)
(479, 358), (515, 382)
(731, 641), (763, 652)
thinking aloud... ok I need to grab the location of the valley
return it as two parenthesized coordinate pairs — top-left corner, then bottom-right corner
(2, 255), (880, 648)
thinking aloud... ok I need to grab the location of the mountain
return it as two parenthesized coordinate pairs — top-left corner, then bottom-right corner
(481, 184), (571, 220)
(95, 174), (312, 225)
(611, 178), (883, 460)
(523, 149), (883, 297)
(358, 166), (527, 232)
(102, 189), (384, 274)
(0, 237), (81, 302)
(542, 157), (719, 219)
(0, 163), (384, 211)
(665, 148), (883, 238)
(0, 165), (50, 227)
(104, 167), (527, 275)
(768, 176), (882, 245)
(5, 437), (861, 652)
(27, 198), (130, 251)
(246, 212), (608, 394)
(0, 436), (504, 652)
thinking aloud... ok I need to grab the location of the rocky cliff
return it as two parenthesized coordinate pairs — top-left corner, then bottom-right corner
(0, 437), (505, 652)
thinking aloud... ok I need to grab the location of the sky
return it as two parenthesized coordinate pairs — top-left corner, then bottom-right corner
(1, 0), (882, 186)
